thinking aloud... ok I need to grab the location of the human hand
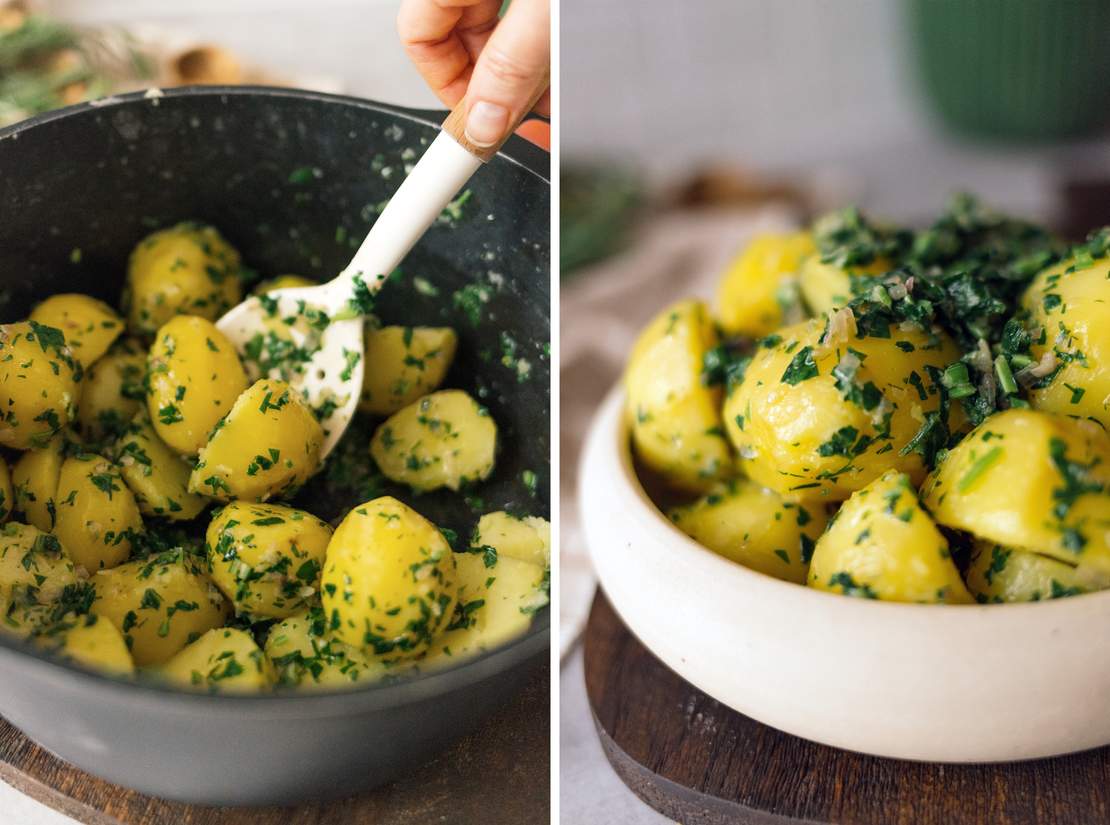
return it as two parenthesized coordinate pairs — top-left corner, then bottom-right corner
(398, 0), (550, 148)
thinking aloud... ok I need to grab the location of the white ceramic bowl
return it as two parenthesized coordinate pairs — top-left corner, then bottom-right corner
(580, 386), (1110, 762)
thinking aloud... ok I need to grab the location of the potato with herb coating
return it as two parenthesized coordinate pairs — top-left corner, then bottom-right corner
(12, 436), (65, 531)
(0, 321), (81, 450)
(808, 470), (973, 604)
(33, 613), (134, 676)
(252, 274), (314, 294)
(321, 496), (456, 656)
(114, 413), (206, 521)
(0, 523), (77, 627)
(0, 456), (11, 524)
(716, 232), (814, 338)
(265, 607), (403, 690)
(54, 454), (142, 573)
(161, 627), (272, 692)
(1022, 254), (1110, 428)
(965, 542), (1109, 604)
(206, 502), (331, 619)
(370, 390), (496, 492)
(668, 479), (827, 584)
(190, 379), (323, 502)
(125, 222), (242, 337)
(625, 300), (731, 493)
(921, 409), (1110, 573)
(146, 315), (248, 456)
(30, 293), (123, 367)
(76, 337), (146, 443)
(92, 548), (229, 666)
(474, 511), (550, 568)
(798, 254), (890, 317)
(724, 315), (963, 501)
(359, 326), (458, 415)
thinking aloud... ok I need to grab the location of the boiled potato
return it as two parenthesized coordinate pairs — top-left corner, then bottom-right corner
(33, 613), (134, 676)
(798, 255), (890, 316)
(0, 321), (81, 450)
(808, 470), (972, 604)
(206, 502), (332, 619)
(359, 326), (458, 415)
(125, 222), (242, 337)
(253, 274), (314, 294)
(0, 523), (77, 625)
(161, 627), (272, 693)
(54, 454), (143, 572)
(190, 378), (323, 502)
(724, 315), (963, 501)
(922, 409), (1110, 573)
(30, 293), (123, 367)
(12, 436), (65, 531)
(1022, 255), (1110, 428)
(424, 548), (547, 668)
(321, 496), (456, 655)
(474, 511), (550, 568)
(92, 548), (229, 666)
(146, 315), (248, 456)
(0, 456), (11, 524)
(114, 413), (207, 521)
(624, 299), (731, 493)
(264, 607), (403, 690)
(716, 232), (814, 338)
(370, 390), (496, 492)
(965, 542), (1109, 604)
(76, 337), (146, 443)
(668, 479), (827, 584)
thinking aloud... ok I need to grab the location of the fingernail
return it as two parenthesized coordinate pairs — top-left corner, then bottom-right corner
(465, 101), (509, 147)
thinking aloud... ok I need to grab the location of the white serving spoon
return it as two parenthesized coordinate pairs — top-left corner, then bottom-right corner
(216, 90), (546, 458)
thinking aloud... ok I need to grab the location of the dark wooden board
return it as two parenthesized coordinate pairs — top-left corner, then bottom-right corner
(584, 590), (1110, 825)
(0, 663), (549, 825)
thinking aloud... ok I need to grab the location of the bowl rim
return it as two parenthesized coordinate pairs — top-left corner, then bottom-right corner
(588, 382), (1110, 619)
(0, 85), (550, 712)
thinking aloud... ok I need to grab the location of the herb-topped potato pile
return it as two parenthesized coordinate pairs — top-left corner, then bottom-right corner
(0, 221), (549, 692)
(625, 195), (1110, 604)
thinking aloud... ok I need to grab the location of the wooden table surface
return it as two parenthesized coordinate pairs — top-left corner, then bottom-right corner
(0, 662), (549, 825)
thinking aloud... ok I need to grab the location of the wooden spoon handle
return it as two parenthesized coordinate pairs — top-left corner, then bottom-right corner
(440, 79), (550, 162)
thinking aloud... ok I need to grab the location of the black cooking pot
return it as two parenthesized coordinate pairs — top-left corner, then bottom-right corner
(0, 86), (549, 805)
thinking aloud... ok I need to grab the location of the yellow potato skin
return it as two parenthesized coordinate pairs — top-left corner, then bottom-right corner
(321, 496), (456, 656)
(624, 299), (731, 493)
(423, 549), (547, 668)
(125, 222), (242, 337)
(809, 470), (973, 604)
(146, 316), (248, 456)
(668, 479), (827, 584)
(114, 413), (207, 521)
(474, 511), (550, 568)
(716, 232), (815, 337)
(724, 317), (963, 501)
(190, 378), (323, 502)
(1023, 256), (1110, 428)
(921, 409), (1110, 572)
(76, 337), (146, 444)
(370, 390), (496, 492)
(92, 548), (229, 666)
(0, 523), (77, 627)
(965, 542), (1108, 604)
(54, 454), (143, 573)
(252, 274), (315, 294)
(0, 321), (81, 450)
(12, 436), (65, 531)
(798, 255), (890, 316)
(34, 613), (134, 677)
(359, 326), (458, 416)
(30, 293), (123, 367)
(206, 502), (332, 619)
(264, 607), (403, 690)
(161, 627), (273, 693)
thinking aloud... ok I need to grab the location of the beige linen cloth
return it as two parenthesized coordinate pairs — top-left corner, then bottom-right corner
(559, 204), (802, 654)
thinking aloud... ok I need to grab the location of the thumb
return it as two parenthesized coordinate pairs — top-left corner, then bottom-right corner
(463, 0), (550, 148)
